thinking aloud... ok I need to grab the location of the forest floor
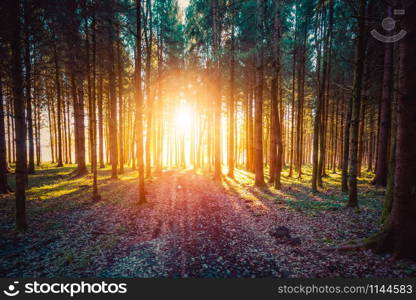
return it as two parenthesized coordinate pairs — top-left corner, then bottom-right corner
(1, 164), (416, 278)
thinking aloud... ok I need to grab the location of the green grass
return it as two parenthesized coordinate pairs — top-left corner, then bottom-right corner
(3, 163), (140, 214)
(222, 165), (383, 215)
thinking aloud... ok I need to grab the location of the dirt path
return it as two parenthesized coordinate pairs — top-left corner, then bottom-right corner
(100, 170), (284, 277)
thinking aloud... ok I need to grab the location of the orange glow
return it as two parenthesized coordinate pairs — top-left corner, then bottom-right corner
(174, 103), (193, 131)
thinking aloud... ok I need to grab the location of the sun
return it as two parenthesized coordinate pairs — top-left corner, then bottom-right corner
(175, 104), (193, 131)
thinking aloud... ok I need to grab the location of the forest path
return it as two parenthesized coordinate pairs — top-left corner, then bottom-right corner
(101, 170), (285, 277)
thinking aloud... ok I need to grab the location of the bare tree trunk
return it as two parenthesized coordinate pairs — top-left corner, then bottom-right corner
(0, 69), (11, 193)
(90, 13), (100, 201)
(373, 7), (393, 187)
(10, 0), (27, 230)
(76, 82), (87, 175)
(135, 0), (146, 204)
(341, 82), (352, 192)
(6, 97), (11, 165)
(145, 0), (153, 178)
(270, 0), (282, 189)
(312, 8), (328, 193)
(24, 0), (34, 175)
(53, 42), (63, 167)
(347, 0), (366, 208)
(98, 66), (104, 168)
(117, 27), (124, 174)
(228, 1), (235, 178)
(212, 0), (222, 181)
(254, 0), (265, 187)
(107, 17), (118, 180)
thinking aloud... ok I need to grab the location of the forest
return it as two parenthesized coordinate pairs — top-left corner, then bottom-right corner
(0, 0), (415, 278)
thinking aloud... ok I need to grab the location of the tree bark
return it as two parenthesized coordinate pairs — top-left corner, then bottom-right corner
(108, 16), (118, 180)
(0, 69), (11, 193)
(117, 27), (124, 174)
(347, 0), (366, 208)
(135, 0), (146, 204)
(10, 0), (28, 230)
(24, 0), (34, 175)
(228, 1), (235, 178)
(254, 0), (265, 187)
(145, 0), (153, 178)
(53, 42), (63, 167)
(373, 7), (393, 187)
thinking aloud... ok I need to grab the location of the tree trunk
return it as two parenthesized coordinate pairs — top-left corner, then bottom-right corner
(228, 2), (235, 178)
(270, 0), (282, 189)
(90, 14), (100, 201)
(145, 0), (153, 178)
(135, 0), (146, 204)
(347, 0), (366, 208)
(254, 0), (265, 187)
(341, 85), (352, 193)
(212, 0), (222, 181)
(373, 7), (393, 187)
(312, 8), (328, 193)
(108, 17), (118, 180)
(10, 0), (28, 230)
(24, 0), (34, 175)
(53, 42), (63, 167)
(117, 27), (124, 174)
(0, 70), (11, 193)
(98, 67), (104, 168)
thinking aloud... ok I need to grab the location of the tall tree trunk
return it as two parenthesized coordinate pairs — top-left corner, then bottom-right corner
(347, 0), (366, 208)
(381, 91), (397, 225)
(155, 25), (163, 175)
(135, 0), (146, 204)
(76, 82), (87, 175)
(47, 98), (55, 163)
(341, 80), (352, 192)
(117, 27), (124, 174)
(24, 0), (34, 175)
(312, 8), (328, 193)
(289, 39), (296, 178)
(0, 70), (11, 193)
(212, 0), (222, 181)
(373, 7), (393, 187)
(228, 2), (235, 178)
(98, 67), (104, 168)
(270, 0), (283, 189)
(6, 98), (11, 165)
(90, 13), (100, 201)
(145, 0), (153, 178)
(296, 32), (306, 178)
(10, 0), (27, 230)
(53, 42), (63, 167)
(108, 17), (118, 180)
(254, 0), (265, 187)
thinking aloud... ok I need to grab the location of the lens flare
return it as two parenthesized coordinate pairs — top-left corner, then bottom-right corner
(175, 104), (193, 131)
